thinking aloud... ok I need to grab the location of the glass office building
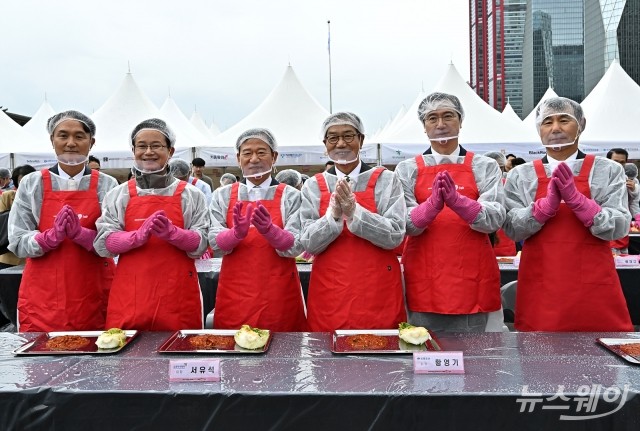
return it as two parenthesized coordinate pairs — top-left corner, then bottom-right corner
(470, 0), (640, 118)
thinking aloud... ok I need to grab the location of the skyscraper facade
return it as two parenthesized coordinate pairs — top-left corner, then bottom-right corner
(470, 0), (640, 118)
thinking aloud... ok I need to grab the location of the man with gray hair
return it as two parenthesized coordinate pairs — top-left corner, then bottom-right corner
(275, 169), (303, 190)
(209, 128), (306, 331)
(169, 159), (212, 205)
(504, 97), (632, 331)
(0, 168), (12, 192)
(395, 92), (506, 333)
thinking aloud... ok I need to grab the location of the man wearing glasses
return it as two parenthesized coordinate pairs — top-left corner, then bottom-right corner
(300, 112), (407, 331)
(395, 93), (506, 333)
(95, 119), (209, 331)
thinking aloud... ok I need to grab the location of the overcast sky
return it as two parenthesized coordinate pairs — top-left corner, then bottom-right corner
(1, 0), (470, 134)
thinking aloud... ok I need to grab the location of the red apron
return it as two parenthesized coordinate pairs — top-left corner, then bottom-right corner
(214, 182), (307, 331)
(610, 235), (630, 251)
(494, 178), (517, 256)
(18, 169), (114, 332)
(106, 180), (203, 331)
(515, 156), (633, 331)
(191, 178), (198, 186)
(306, 169), (407, 332)
(403, 153), (501, 314)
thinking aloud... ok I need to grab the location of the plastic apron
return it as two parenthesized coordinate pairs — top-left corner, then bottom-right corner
(106, 180), (203, 331)
(403, 153), (501, 314)
(494, 178), (517, 256)
(18, 169), (114, 332)
(515, 156), (633, 331)
(306, 168), (407, 332)
(214, 182), (307, 331)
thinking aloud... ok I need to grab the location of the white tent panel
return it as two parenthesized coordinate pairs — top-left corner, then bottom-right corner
(580, 61), (640, 158)
(22, 100), (56, 150)
(190, 111), (217, 141)
(197, 65), (332, 166)
(159, 97), (210, 149)
(90, 73), (161, 169)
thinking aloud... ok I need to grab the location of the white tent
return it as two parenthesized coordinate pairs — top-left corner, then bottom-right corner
(370, 104), (407, 143)
(378, 64), (541, 163)
(190, 111), (217, 141)
(0, 109), (36, 168)
(209, 121), (221, 137)
(198, 65), (377, 166)
(22, 99), (56, 147)
(159, 97), (211, 152)
(580, 60), (640, 158)
(501, 101), (523, 124)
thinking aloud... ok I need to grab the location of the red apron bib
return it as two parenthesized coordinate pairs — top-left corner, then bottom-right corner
(106, 180), (203, 331)
(18, 169), (114, 332)
(306, 169), (407, 332)
(214, 182), (307, 331)
(515, 156), (633, 331)
(494, 178), (517, 256)
(403, 153), (501, 314)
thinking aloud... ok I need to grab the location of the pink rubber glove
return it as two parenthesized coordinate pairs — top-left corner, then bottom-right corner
(251, 201), (294, 251)
(215, 202), (254, 251)
(440, 171), (482, 224)
(34, 206), (69, 252)
(151, 213), (201, 252)
(532, 177), (562, 224)
(410, 172), (445, 229)
(104, 210), (163, 255)
(554, 162), (601, 227)
(64, 205), (97, 252)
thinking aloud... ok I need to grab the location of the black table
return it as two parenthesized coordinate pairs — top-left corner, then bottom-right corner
(0, 331), (639, 430)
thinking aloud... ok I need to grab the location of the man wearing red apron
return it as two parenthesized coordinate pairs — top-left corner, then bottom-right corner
(8, 111), (117, 331)
(484, 152), (518, 256)
(210, 128), (306, 331)
(300, 113), (407, 331)
(95, 119), (209, 331)
(395, 93), (505, 332)
(606, 149), (638, 254)
(503, 97), (633, 331)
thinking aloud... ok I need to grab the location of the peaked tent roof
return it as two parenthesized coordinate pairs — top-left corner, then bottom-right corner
(22, 99), (56, 150)
(159, 96), (210, 148)
(380, 63), (537, 145)
(371, 104), (407, 142)
(501, 102), (523, 124)
(91, 72), (161, 152)
(580, 60), (640, 154)
(190, 111), (217, 141)
(209, 121), (221, 136)
(209, 65), (330, 148)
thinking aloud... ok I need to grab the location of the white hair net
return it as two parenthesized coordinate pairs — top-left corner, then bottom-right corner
(321, 112), (365, 138)
(483, 151), (506, 168)
(235, 128), (278, 152)
(169, 158), (191, 179)
(47, 110), (96, 136)
(275, 169), (302, 188)
(131, 118), (176, 148)
(417, 92), (464, 123)
(220, 173), (237, 185)
(535, 97), (586, 133)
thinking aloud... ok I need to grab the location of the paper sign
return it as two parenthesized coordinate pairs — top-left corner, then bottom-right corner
(169, 359), (220, 382)
(413, 351), (465, 374)
(614, 255), (640, 267)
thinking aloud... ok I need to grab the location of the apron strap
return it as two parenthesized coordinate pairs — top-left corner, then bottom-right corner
(579, 154), (595, 178)
(315, 173), (331, 216)
(415, 154), (426, 168)
(127, 179), (138, 198)
(464, 152), (474, 167)
(41, 169), (52, 192)
(174, 180), (187, 196)
(89, 169), (100, 191)
(533, 159), (546, 181)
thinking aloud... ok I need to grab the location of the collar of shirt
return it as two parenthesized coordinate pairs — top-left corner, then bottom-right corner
(546, 150), (579, 170)
(430, 145), (461, 165)
(335, 162), (362, 181)
(56, 164), (85, 182)
(247, 176), (272, 190)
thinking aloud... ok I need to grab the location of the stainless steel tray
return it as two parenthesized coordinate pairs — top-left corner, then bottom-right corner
(331, 329), (441, 354)
(597, 338), (640, 364)
(157, 329), (272, 354)
(12, 330), (138, 356)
